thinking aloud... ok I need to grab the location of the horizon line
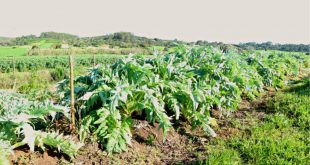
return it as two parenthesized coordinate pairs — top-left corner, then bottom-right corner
(1, 31), (309, 45)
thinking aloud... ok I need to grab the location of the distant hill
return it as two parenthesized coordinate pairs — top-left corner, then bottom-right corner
(6, 32), (187, 48)
(40, 32), (78, 41)
(0, 32), (309, 53)
(81, 32), (185, 48)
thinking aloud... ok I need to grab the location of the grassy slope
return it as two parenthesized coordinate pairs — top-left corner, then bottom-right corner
(202, 77), (310, 165)
(0, 46), (29, 57)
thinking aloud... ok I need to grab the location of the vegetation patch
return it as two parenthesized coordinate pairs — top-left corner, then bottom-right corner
(0, 46), (29, 57)
(0, 54), (127, 73)
(57, 46), (307, 154)
(0, 45), (309, 164)
(204, 77), (310, 165)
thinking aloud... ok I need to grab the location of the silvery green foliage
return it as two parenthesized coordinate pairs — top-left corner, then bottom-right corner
(0, 90), (82, 162)
(35, 131), (83, 159)
(0, 139), (12, 165)
(58, 46), (307, 153)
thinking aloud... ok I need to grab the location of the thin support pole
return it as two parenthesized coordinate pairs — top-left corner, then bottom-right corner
(12, 56), (16, 90)
(93, 54), (96, 68)
(69, 55), (76, 131)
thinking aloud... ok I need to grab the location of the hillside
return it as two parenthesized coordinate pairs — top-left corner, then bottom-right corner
(1, 32), (309, 53)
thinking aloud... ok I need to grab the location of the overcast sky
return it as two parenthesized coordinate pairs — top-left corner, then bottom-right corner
(0, 0), (309, 44)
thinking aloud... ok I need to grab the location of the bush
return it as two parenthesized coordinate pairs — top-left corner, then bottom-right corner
(50, 67), (66, 81)
(31, 45), (39, 49)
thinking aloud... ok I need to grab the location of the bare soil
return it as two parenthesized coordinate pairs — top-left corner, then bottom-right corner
(10, 91), (275, 165)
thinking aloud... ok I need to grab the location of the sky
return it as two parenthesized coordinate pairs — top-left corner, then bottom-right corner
(0, 0), (309, 44)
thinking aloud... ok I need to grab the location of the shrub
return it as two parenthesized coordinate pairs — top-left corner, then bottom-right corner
(51, 67), (66, 81)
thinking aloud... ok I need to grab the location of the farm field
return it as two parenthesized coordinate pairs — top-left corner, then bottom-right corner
(0, 54), (129, 73)
(0, 44), (309, 164)
(1, 0), (310, 164)
(0, 46), (29, 57)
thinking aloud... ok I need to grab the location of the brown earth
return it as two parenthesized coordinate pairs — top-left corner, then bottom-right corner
(10, 91), (276, 165)
(10, 120), (208, 165)
(10, 147), (61, 165)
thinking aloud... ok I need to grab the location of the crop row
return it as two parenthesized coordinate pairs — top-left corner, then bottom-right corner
(1, 46), (309, 162)
(58, 46), (309, 153)
(0, 55), (128, 72)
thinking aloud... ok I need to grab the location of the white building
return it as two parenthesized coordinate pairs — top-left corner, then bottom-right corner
(61, 44), (70, 49)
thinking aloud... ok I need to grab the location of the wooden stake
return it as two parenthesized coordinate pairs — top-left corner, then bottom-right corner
(12, 56), (15, 75)
(93, 54), (96, 68)
(12, 56), (16, 90)
(69, 55), (76, 131)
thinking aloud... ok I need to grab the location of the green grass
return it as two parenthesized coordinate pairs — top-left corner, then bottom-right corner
(0, 70), (52, 89)
(34, 39), (60, 48)
(38, 43), (54, 48)
(0, 46), (29, 57)
(200, 77), (310, 165)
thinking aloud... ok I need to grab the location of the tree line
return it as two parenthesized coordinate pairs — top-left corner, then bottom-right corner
(0, 32), (309, 53)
